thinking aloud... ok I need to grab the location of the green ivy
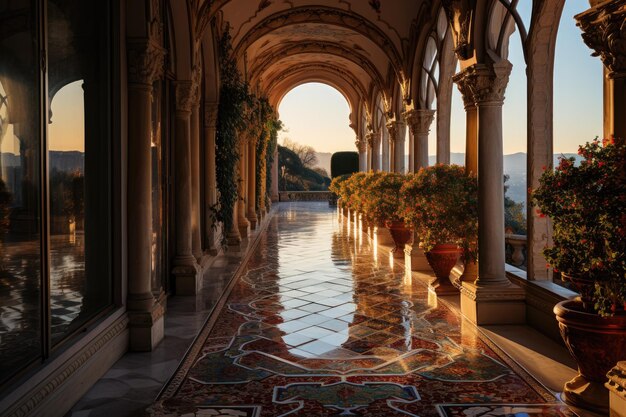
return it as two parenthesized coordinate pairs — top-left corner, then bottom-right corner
(215, 26), (247, 244)
(265, 118), (281, 207)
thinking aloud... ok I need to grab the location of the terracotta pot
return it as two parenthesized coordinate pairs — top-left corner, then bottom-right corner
(554, 299), (626, 413)
(425, 244), (461, 294)
(385, 220), (412, 258)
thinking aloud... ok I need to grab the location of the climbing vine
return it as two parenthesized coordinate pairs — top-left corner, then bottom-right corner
(265, 117), (282, 208)
(215, 25), (248, 242)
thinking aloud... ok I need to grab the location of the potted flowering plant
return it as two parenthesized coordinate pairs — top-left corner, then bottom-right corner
(399, 164), (477, 293)
(532, 137), (626, 413)
(345, 172), (367, 222)
(329, 174), (351, 215)
(360, 172), (408, 256)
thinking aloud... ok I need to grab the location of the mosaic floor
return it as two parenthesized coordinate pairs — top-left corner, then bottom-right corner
(150, 202), (575, 417)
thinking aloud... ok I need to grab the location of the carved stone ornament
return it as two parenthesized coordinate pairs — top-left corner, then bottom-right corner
(127, 39), (166, 86)
(442, 0), (475, 61)
(404, 109), (436, 136)
(204, 102), (219, 129)
(175, 81), (195, 113)
(464, 61), (512, 106)
(452, 70), (476, 109)
(355, 137), (368, 152)
(366, 132), (375, 148)
(386, 122), (398, 143)
(576, 1), (626, 78)
(606, 361), (626, 399)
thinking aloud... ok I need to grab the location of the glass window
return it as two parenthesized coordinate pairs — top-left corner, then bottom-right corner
(47, 0), (111, 345)
(0, 0), (43, 384)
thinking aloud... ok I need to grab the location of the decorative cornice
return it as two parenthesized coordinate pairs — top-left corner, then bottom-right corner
(5, 315), (129, 417)
(463, 61), (512, 106)
(404, 109), (435, 136)
(204, 102), (219, 129)
(606, 361), (626, 399)
(127, 39), (166, 86)
(576, 1), (626, 78)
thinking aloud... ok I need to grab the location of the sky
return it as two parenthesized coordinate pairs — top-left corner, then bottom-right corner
(279, 1), (603, 155)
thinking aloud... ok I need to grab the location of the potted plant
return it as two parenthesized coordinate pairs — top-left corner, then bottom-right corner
(532, 137), (626, 413)
(329, 174), (351, 216)
(399, 164), (477, 294)
(360, 172), (408, 257)
(345, 172), (367, 222)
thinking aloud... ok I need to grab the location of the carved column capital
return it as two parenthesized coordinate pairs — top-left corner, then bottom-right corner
(462, 62), (512, 106)
(127, 39), (166, 86)
(386, 120), (406, 142)
(355, 137), (367, 153)
(365, 132), (375, 148)
(576, 1), (626, 78)
(175, 81), (196, 113)
(453, 70), (476, 109)
(404, 109), (436, 137)
(204, 102), (219, 129)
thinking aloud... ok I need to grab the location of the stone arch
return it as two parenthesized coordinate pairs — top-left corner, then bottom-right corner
(201, 22), (220, 103)
(168, 0), (194, 80)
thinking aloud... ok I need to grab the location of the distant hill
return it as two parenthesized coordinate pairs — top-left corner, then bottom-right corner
(1, 151), (84, 173)
(315, 152), (332, 175)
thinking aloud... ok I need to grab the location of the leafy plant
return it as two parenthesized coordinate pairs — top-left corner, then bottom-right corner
(359, 172), (405, 225)
(532, 137), (626, 316)
(399, 164), (478, 258)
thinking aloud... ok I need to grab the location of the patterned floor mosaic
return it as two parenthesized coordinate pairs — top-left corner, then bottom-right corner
(150, 203), (576, 417)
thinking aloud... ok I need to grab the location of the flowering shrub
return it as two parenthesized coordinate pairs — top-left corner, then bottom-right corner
(329, 174), (351, 208)
(532, 137), (626, 316)
(345, 172), (368, 212)
(360, 172), (406, 225)
(399, 164), (477, 257)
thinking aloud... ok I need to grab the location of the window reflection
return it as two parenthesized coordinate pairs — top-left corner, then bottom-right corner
(0, 0), (42, 384)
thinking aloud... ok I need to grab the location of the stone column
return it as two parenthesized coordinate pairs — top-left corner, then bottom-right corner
(172, 80), (201, 295)
(454, 71), (478, 175)
(388, 124), (396, 172)
(387, 120), (407, 173)
(577, 1), (626, 139)
(247, 138), (258, 229)
(405, 109), (435, 170)
(403, 109), (436, 273)
(203, 102), (219, 256)
(381, 126), (390, 171)
(408, 128), (415, 172)
(459, 61), (525, 325)
(126, 39), (165, 351)
(271, 146), (279, 202)
(357, 137), (368, 172)
(237, 139), (250, 238)
(366, 131), (380, 171)
(190, 93), (203, 262)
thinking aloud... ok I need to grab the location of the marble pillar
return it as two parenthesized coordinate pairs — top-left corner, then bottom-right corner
(405, 109), (435, 171)
(381, 127), (390, 172)
(238, 140), (250, 238)
(126, 39), (165, 351)
(203, 102), (219, 256)
(454, 72), (478, 175)
(458, 62), (525, 325)
(172, 80), (201, 295)
(403, 109), (436, 273)
(247, 138), (258, 229)
(387, 120), (407, 173)
(357, 137), (368, 172)
(190, 99), (203, 262)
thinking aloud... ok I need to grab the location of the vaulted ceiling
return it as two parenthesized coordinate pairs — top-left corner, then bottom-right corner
(205, 0), (431, 118)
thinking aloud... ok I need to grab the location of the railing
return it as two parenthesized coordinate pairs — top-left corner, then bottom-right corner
(505, 234), (527, 270)
(278, 191), (333, 202)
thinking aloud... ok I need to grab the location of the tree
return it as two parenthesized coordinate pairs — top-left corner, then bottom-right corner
(282, 138), (318, 168)
(504, 174), (526, 234)
(278, 145), (329, 191)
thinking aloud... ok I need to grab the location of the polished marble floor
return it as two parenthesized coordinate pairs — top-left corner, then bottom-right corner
(150, 203), (576, 417)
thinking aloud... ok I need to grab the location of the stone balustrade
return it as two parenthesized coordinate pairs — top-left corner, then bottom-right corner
(278, 191), (334, 202)
(505, 234), (527, 270)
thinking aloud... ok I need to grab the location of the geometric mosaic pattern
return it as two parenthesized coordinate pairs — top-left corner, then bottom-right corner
(150, 203), (574, 417)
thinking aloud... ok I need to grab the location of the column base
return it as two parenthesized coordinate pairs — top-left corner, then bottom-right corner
(404, 243), (431, 272)
(428, 276), (459, 296)
(460, 281), (526, 325)
(373, 226), (394, 247)
(247, 212), (258, 230)
(563, 374), (609, 415)
(238, 222), (250, 239)
(128, 301), (164, 352)
(172, 256), (202, 295)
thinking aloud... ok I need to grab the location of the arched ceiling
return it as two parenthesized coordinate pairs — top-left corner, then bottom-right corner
(201, 0), (428, 117)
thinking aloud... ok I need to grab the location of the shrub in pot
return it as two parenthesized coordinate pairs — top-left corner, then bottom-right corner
(399, 164), (478, 294)
(533, 137), (626, 413)
(329, 174), (351, 215)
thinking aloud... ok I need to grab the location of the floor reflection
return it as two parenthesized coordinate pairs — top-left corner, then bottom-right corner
(158, 202), (571, 417)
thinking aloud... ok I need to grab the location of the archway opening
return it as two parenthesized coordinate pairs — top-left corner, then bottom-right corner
(277, 82), (355, 188)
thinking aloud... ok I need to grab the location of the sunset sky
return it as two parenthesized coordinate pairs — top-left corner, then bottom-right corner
(278, 1), (603, 155)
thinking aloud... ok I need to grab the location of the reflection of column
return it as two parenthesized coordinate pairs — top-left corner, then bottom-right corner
(126, 40), (165, 351)
(387, 120), (406, 173)
(203, 102), (219, 256)
(271, 146), (279, 202)
(454, 72), (478, 174)
(247, 138), (258, 229)
(381, 126), (390, 171)
(356, 137), (368, 172)
(459, 62), (525, 325)
(172, 80), (201, 295)
(190, 93), (203, 261)
(238, 139), (250, 238)
(405, 109), (435, 170)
